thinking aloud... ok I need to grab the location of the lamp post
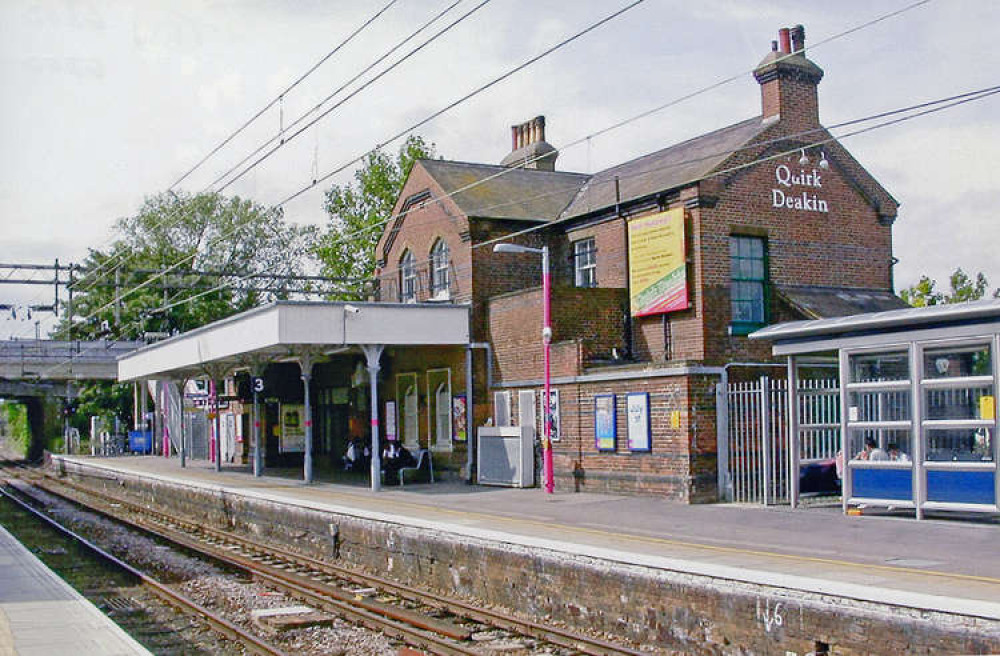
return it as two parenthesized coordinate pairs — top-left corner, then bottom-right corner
(493, 243), (554, 494)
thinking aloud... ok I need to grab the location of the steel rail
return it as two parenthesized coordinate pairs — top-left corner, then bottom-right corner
(22, 466), (648, 656)
(0, 482), (290, 656)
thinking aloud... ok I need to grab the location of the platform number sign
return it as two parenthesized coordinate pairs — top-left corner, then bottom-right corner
(252, 377), (265, 394)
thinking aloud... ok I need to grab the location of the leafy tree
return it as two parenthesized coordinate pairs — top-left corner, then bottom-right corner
(315, 136), (435, 298)
(900, 268), (999, 307)
(61, 191), (316, 340)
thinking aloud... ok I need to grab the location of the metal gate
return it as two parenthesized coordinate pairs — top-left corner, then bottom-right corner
(718, 374), (840, 505)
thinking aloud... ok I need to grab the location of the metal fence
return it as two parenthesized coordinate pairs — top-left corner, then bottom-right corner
(718, 375), (840, 505)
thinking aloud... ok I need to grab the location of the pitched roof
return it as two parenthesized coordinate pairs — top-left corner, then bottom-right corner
(418, 159), (588, 222)
(776, 285), (910, 319)
(560, 116), (768, 219)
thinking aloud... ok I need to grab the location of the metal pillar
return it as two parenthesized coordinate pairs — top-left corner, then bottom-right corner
(362, 344), (385, 492)
(212, 378), (222, 472)
(300, 354), (315, 484)
(465, 345), (474, 483)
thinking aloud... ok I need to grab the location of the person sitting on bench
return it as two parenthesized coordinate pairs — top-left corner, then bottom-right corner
(382, 441), (416, 485)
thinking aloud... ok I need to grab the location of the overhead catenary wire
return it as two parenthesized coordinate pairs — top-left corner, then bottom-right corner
(33, 80), (997, 369)
(48, 0), (928, 320)
(123, 85), (1000, 331)
(59, 0), (648, 337)
(207, 0), (472, 192)
(168, 0), (400, 192)
(69, 0), (475, 304)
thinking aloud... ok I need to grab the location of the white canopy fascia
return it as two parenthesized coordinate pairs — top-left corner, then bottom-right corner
(118, 301), (470, 381)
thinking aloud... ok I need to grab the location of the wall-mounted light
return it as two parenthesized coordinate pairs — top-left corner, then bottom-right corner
(798, 149), (809, 166)
(819, 151), (829, 170)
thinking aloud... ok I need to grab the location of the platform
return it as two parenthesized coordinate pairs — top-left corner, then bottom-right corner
(0, 523), (152, 655)
(48, 454), (1000, 623)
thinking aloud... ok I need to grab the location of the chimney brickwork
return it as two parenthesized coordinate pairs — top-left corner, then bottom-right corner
(501, 115), (558, 171)
(754, 24), (824, 129)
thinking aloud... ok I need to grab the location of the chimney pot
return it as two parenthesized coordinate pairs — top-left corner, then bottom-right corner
(790, 24), (805, 53)
(511, 126), (518, 151)
(771, 40), (778, 52)
(778, 27), (791, 53)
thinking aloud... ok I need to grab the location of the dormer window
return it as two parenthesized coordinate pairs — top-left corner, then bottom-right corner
(430, 239), (450, 299)
(400, 250), (416, 303)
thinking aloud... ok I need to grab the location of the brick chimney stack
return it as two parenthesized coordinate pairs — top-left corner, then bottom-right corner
(500, 115), (558, 171)
(753, 24), (824, 129)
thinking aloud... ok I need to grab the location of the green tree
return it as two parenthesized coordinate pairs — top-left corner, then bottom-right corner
(315, 136), (435, 297)
(900, 268), (999, 307)
(62, 191), (316, 340)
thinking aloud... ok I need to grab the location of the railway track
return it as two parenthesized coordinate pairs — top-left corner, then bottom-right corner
(0, 481), (289, 656)
(2, 461), (650, 655)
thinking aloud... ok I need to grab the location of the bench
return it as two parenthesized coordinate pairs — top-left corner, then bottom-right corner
(398, 448), (434, 486)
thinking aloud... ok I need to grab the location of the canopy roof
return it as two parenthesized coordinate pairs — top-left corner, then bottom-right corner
(750, 299), (1000, 355)
(118, 301), (470, 381)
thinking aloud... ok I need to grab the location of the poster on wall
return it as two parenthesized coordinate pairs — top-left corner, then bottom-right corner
(627, 208), (688, 317)
(543, 389), (561, 442)
(594, 394), (616, 451)
(280, 404), (306, 453)
(385, 401), (397, 442)
(626, 392), (651, 452)
(452, 395), (467, 442)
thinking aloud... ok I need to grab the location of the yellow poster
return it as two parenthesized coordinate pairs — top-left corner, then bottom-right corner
(980, 395), (995, 420)
(627, 208), (688, 317)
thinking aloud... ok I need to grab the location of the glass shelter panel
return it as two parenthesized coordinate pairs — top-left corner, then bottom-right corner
(925, 428), (993, 462)
(849, 351), (909, 383)
(924, 385), (995, 421)
(847, 390), (910, 423)
(848, 428), (912, 463)
(923, 344), (992, 379)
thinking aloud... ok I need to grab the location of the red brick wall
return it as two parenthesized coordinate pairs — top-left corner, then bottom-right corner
(488, 286), (628, 383)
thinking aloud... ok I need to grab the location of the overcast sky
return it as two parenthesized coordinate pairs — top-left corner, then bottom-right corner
(1, 0), (997, 339)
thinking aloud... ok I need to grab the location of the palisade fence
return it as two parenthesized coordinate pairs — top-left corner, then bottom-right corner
(717, 375), (840, 505)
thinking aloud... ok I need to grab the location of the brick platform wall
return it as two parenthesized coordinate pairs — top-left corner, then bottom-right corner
(55, 460), (1000, 656)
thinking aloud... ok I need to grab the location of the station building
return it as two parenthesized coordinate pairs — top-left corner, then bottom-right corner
(120, 25), (914, 503)
(370, 25), (907, 500)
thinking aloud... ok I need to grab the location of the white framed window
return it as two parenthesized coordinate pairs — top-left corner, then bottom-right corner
(430, 239), (450, 299)
(399, 250), (416, 303)
(574, 238), (597, 288)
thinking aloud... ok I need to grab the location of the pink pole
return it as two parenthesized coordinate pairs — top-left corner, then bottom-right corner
(541, 246), (554, 494)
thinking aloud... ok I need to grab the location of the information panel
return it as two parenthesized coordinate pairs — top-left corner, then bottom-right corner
(627, 208), (688, 317)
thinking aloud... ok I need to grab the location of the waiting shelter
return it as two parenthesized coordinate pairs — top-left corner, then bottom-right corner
(117, 301), (470, 491)
(751, 299), (999, 519)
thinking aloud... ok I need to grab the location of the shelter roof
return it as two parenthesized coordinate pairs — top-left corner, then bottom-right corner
(750, 299), (1000, 355)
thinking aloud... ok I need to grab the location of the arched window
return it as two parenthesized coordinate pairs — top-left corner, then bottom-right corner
(430, 239), (450, 299)
(399, 250), (416, 302)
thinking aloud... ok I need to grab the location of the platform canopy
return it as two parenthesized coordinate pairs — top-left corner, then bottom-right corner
(118, 301), (470, 381)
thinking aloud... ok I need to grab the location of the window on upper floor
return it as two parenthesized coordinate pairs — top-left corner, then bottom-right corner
(430, 239), (450, 300)
(400, 250), (416, 303)
(729, 235), (767, 335)
(573, 238), (597, 288)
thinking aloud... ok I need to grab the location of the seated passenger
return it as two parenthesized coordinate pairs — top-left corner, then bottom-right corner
(856, 436), (889, 461)
(887, 443), (910, 462)
(382, 441), (416, 484)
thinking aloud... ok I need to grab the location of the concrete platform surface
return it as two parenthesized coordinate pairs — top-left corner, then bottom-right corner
(52, 455), (1000, 622)
(0, 523), (152, 656)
